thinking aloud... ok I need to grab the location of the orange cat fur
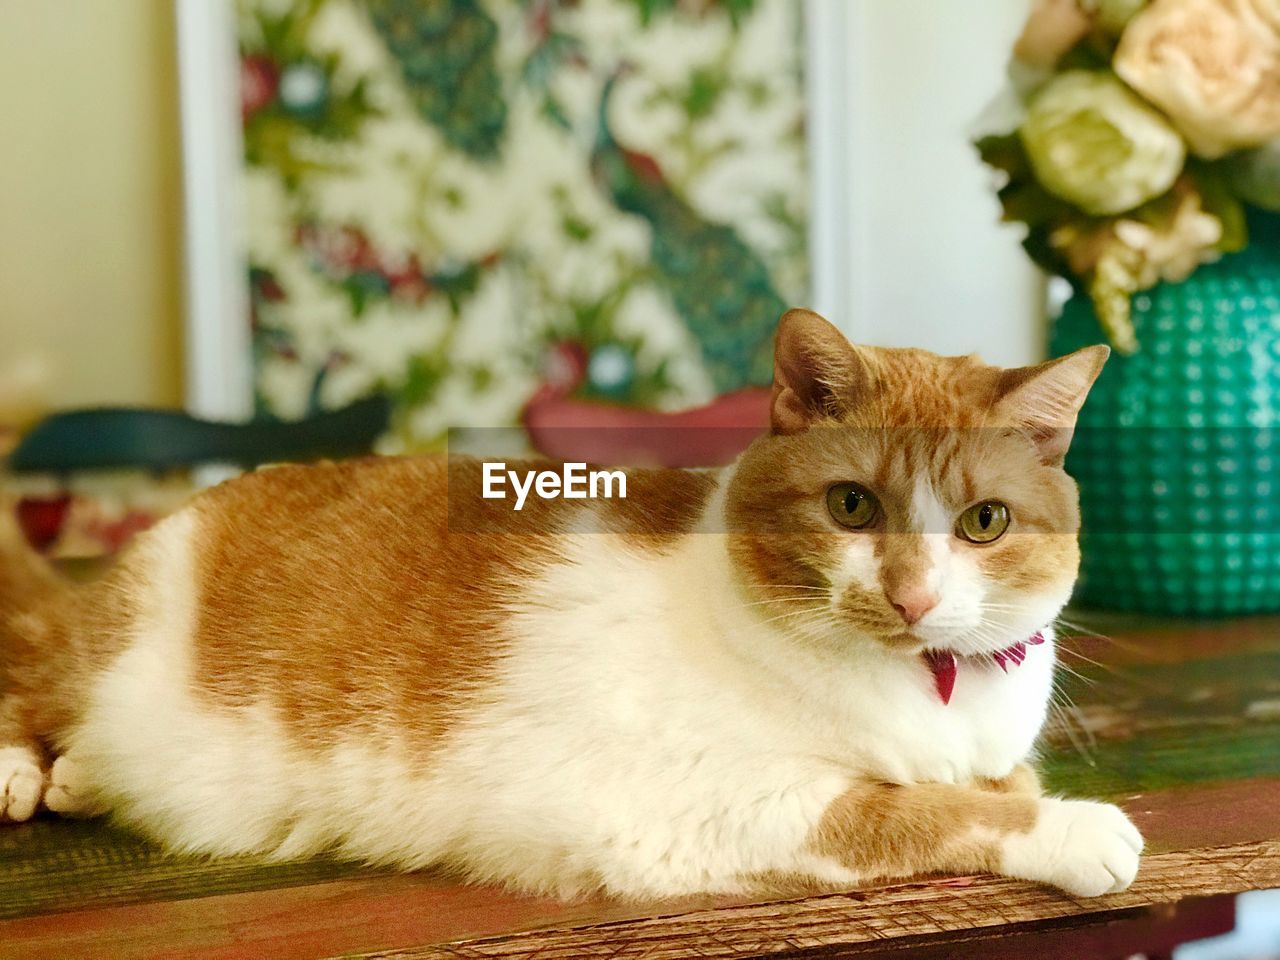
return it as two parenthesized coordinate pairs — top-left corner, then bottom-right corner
(0, 310), (1141, 899)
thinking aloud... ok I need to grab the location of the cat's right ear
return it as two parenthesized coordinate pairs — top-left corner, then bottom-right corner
(770, 309), (874, 435)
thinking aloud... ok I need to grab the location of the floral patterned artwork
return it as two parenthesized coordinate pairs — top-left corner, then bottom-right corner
(238, 0), (809, 450)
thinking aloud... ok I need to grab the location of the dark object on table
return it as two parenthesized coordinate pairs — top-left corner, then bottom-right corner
(6, 395), (391, 474)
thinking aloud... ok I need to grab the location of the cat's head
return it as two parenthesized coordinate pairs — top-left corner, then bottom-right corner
(725, 309), (1108, 658)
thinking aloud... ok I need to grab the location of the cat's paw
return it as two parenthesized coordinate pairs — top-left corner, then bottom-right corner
(43, 755), (109, 818)
(0, 746), (44, 823)
(1000, 798), (1143, 897)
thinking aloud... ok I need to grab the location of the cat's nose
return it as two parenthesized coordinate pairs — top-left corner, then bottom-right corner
(890, 588), (939, 626)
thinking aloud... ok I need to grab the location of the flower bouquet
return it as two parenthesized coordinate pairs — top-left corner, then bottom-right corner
(976, 0), (1280, 352)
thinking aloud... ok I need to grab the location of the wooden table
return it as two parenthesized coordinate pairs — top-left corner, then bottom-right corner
(2, 613), (1278, 960)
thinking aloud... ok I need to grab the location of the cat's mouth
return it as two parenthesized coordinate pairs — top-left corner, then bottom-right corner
(921, 632), (1046, 705)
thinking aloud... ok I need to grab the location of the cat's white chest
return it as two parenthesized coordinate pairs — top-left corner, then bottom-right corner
(815, 639), (1056, 785)
(601, 534), (1059, 789)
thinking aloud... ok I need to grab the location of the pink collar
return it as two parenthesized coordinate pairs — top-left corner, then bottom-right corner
(922, 631), (1046, 705)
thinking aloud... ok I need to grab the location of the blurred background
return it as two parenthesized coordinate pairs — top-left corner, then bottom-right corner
(4, 0), (1280, 609)
(0, 1), (184, 413)
(0, 0), (1045, 556)
(0, 0), (1038, 424)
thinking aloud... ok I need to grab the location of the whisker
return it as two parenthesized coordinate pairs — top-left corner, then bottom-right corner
(1053, 612), (1110, 634)
(1052, 614), (1147, 654)
(739, 596), (830, 608)
(1046, 685), (1098, 765)
(753, 607), (833, 628)
(1053, 641), (1148, 687)
(1055, 646), (1110, 670)
(1053, 661), (1098, 688)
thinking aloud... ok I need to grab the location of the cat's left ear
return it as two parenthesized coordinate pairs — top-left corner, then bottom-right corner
(994, 345), (1109, 464)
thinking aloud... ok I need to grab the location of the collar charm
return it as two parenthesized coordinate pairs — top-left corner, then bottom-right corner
(923, 631), (1046, 705)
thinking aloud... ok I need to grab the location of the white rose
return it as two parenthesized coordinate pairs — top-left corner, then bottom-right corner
(1021, 70), (1186, 214)
(1115, 0), (1280, 158)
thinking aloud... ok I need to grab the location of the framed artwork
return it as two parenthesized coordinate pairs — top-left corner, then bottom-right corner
(177, 0), (849, 450)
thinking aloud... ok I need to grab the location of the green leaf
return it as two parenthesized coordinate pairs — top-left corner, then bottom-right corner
(1021, 225), (1073, 278)
(1194, 163), (1249, 254)
(1223, 141), (1280, 213)
(683, 66), (727, 119)
(540, 95), (572, 132)
(974, 131), (1028, 180)
(562, 213), (594, 243)
(400, 354), (447, 408)
(347, 282), (369, 318)
(998, 179), (1077, 229)
(722, 0), (758, 27)
(1059, 38), (1116, 72)
(635, 0), (659, 25)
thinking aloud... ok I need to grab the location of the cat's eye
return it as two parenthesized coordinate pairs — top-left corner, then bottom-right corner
(826, 483), (880, 530)
(956, 501), (1011, 543)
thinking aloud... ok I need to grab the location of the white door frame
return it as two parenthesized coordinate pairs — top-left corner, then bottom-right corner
(174, 0), (856, 420)
(176, 0), (253, 421)
(802, 0), (861, 336)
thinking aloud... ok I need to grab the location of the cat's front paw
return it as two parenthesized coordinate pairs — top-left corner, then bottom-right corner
(1000, 798), (1143, 897)
(44, 755), (109, 818)
(0, 746), (44, 823)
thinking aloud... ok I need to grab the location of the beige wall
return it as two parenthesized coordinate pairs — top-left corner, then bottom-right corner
(0, 0), (184, 415)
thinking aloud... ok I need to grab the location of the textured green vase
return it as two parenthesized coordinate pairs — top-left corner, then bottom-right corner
(1050, 209), (1280, 615)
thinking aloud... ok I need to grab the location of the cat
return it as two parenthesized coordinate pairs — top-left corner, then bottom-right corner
(0, 309), (1142, 900)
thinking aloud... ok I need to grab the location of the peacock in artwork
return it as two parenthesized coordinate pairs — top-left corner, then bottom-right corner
(359, 0), (507, 160)
(590, 73), (785, 393)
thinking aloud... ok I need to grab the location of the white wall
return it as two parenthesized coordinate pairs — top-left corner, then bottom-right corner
(811, 0), (1043, 367)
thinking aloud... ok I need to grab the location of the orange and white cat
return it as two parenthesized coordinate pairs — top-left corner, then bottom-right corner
(0, 310), (1142, 899)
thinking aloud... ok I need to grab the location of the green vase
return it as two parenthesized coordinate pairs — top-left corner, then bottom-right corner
(1050, 208), (1280, 615)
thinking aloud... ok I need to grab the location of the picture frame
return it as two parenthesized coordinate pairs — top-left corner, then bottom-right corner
(175, 0), (854, 423)
(174, 0), (1036, 423)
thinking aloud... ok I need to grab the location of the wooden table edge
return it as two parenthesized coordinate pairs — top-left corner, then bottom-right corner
(2, 837), (1275, 960)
